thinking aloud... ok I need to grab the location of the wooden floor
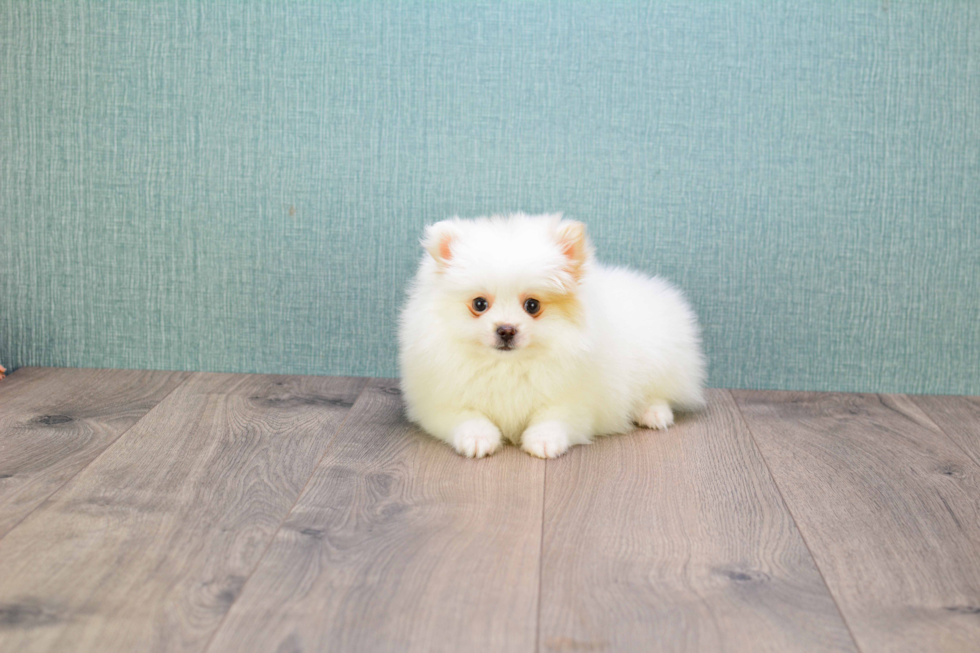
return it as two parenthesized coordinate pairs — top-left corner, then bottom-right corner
(0, 368), (978, 652)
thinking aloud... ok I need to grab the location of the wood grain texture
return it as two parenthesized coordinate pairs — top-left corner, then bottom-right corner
(911, 395), (980, 468)
(0, 366), (190, 538)
(0, 371), (367, 653)
(734, 390), (980, 653)
(538, 389), (856, 653)
(206, 379), (546, 653)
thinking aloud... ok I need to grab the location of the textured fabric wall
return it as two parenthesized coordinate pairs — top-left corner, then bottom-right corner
(1, 1), (978, 393)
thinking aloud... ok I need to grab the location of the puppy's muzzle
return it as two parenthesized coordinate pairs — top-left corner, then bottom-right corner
(495, 324), (518, 350)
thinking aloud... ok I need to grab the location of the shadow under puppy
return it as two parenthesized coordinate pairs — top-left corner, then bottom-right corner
(399, 213), (705, 459)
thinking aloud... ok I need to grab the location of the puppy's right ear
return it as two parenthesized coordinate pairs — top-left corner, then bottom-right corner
(422, 219), (460, 269)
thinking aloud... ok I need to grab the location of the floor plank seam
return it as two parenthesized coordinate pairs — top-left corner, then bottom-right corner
(199, 378), (372, 653)
(727, 390), (867, 653)
(906, 394), (980, 472)
(0, 370), (193, 546)
(534, 459), (548, 653)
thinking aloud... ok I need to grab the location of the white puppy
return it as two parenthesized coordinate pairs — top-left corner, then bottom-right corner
(399, 213), (705, 459)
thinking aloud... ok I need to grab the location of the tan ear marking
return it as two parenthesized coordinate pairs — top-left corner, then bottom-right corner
(423, 220), (460, 269)
(438, 235), (453, 262)
(555, 220), (591, 281)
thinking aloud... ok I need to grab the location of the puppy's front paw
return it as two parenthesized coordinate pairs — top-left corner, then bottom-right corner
(638, 401), (674, 430)
(451, 419), (503, 458)
(521, 421), (571, 459)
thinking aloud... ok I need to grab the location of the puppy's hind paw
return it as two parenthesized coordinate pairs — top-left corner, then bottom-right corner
(638, 401), (674, 430)
(521, 421), (571, 459)
(452, 419), (503, 458)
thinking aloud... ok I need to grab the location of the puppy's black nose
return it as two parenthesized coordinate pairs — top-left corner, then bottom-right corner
(496, 324), (517, 342)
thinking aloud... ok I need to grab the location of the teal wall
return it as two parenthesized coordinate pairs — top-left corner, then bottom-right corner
(2, 1), (979, 393)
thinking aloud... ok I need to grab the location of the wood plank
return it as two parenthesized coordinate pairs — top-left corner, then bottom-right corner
(538, 389), (855, 652)
(0, 371), (367, 653)
(734, 390), (980, 653)
(0, 366), (190, 538)
(911, 394), (980, 468)
(206, 378), (545, 653)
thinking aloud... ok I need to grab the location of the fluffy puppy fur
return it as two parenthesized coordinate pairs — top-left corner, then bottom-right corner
(399, 213), (705, 459)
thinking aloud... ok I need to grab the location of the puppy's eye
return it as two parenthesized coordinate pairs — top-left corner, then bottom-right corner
(523, 298), (541, 315)
(472, 297), (489, 313)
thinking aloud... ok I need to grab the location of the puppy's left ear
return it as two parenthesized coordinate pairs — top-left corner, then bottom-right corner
(422, 219), (460, 269)
(555, 220), (593, 281)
